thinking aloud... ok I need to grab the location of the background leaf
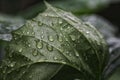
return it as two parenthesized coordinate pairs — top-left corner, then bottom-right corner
(0, 2), (109, 80)
(80, 14), (120, 80)
(0, 14), (25, 41)
(19, 0), (110, 19)
(80, 15), (117, 40)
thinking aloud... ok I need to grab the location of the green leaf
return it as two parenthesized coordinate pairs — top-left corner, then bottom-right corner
(0, 2), (109, 80)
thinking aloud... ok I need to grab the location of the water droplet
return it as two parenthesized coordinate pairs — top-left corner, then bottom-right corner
(60, 46), (64, 53)
(14, 37), (17, 40)
(28, 44), (31, 47)
(41, 35), (44, 39)
(32, 49), (38, 56)
(44, 14), (48, 16)
(67, 26), (70, 29)
(65, 37), (68, 42)
(22, 71), (25, 74)
(75, 52), (79, 57)
(59, 20), (62, 24)
(46, 44), (53, 51)
(74, 78), (81, 80)
(53, 57), (58, 60)
(32, 32), (35, 35)
(19, 48), (23, 52)
(3, 70), (6, 74)
(60, 27), (63, 30)
(9, 62), (16, 67)
(86, 31), (89, 34)
(61, 62), (66, 64)
(37, 41), (43, 49)
(66, 51), (72, 57)
(38, 22), (42, 26)
(38, 59), (42, 62)
(48, 36), (54, 42)
(70, 35), (76, 41)
(29, 75), (32, 78)
(27, 32), (29, 34)
(50, 22), (53, 26)
(57, 35), (63, 42)
(66, 52), (72, 57)
(42, 31), (44, 34)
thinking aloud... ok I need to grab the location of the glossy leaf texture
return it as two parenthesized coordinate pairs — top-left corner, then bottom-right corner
(0, 2), (109, 80)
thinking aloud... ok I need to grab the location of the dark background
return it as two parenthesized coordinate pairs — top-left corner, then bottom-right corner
(0, 0), (120, 32)
(97, 2), (120, 34)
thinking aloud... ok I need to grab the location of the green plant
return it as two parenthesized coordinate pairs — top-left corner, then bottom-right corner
(0, 1), (119, 80)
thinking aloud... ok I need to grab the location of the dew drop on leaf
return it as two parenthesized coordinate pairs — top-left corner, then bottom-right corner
(32, 49), (38, 56)
(29, 75), (32, 79)
(3, 70), (6, 74)
(37, 41), (43, 49)
(86, 31), (90, 34)
(46, 44), (53, 51)
(53, 57), (58, 60)
(27, 32), (30, 34)
(59, 20), (63, 24)
(19, 48), (23, 52)
(75, 52), (79, 57)
(22, 71), (25, 74)
(9, 62), (16, 67)
(32, 32), (35, 35)
(48, 35), (54, 42)
(42, 31), (44, 34)
(68, 52), (72, 57)
(65, 37), (69, 42)
(74, 78), (81, 80)
(57, 35), (63, 42)
(28, 44), (31, 47)
(41, 35), (44, 39)
(70, 35), (76, 41)
(38, 21), (43, 26)
(59, 46), (64, 53)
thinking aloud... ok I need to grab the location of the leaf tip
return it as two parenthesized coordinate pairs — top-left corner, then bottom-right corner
(44, 0), (52, 9)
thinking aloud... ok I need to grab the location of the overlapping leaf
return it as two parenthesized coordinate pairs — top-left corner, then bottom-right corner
(0, 2), (109, 80)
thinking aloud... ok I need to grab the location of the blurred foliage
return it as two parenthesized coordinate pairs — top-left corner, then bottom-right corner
(81, 15), (117, 39)
(0, 14), (25, 41)
(18, 0), (110, 19)
(109, 67), (120, 80)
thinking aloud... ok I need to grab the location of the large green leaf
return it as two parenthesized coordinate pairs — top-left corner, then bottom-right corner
(0, 2), (109, 80)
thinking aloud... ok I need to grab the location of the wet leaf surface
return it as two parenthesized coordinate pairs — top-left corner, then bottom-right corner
(0, 2), (109, 80)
